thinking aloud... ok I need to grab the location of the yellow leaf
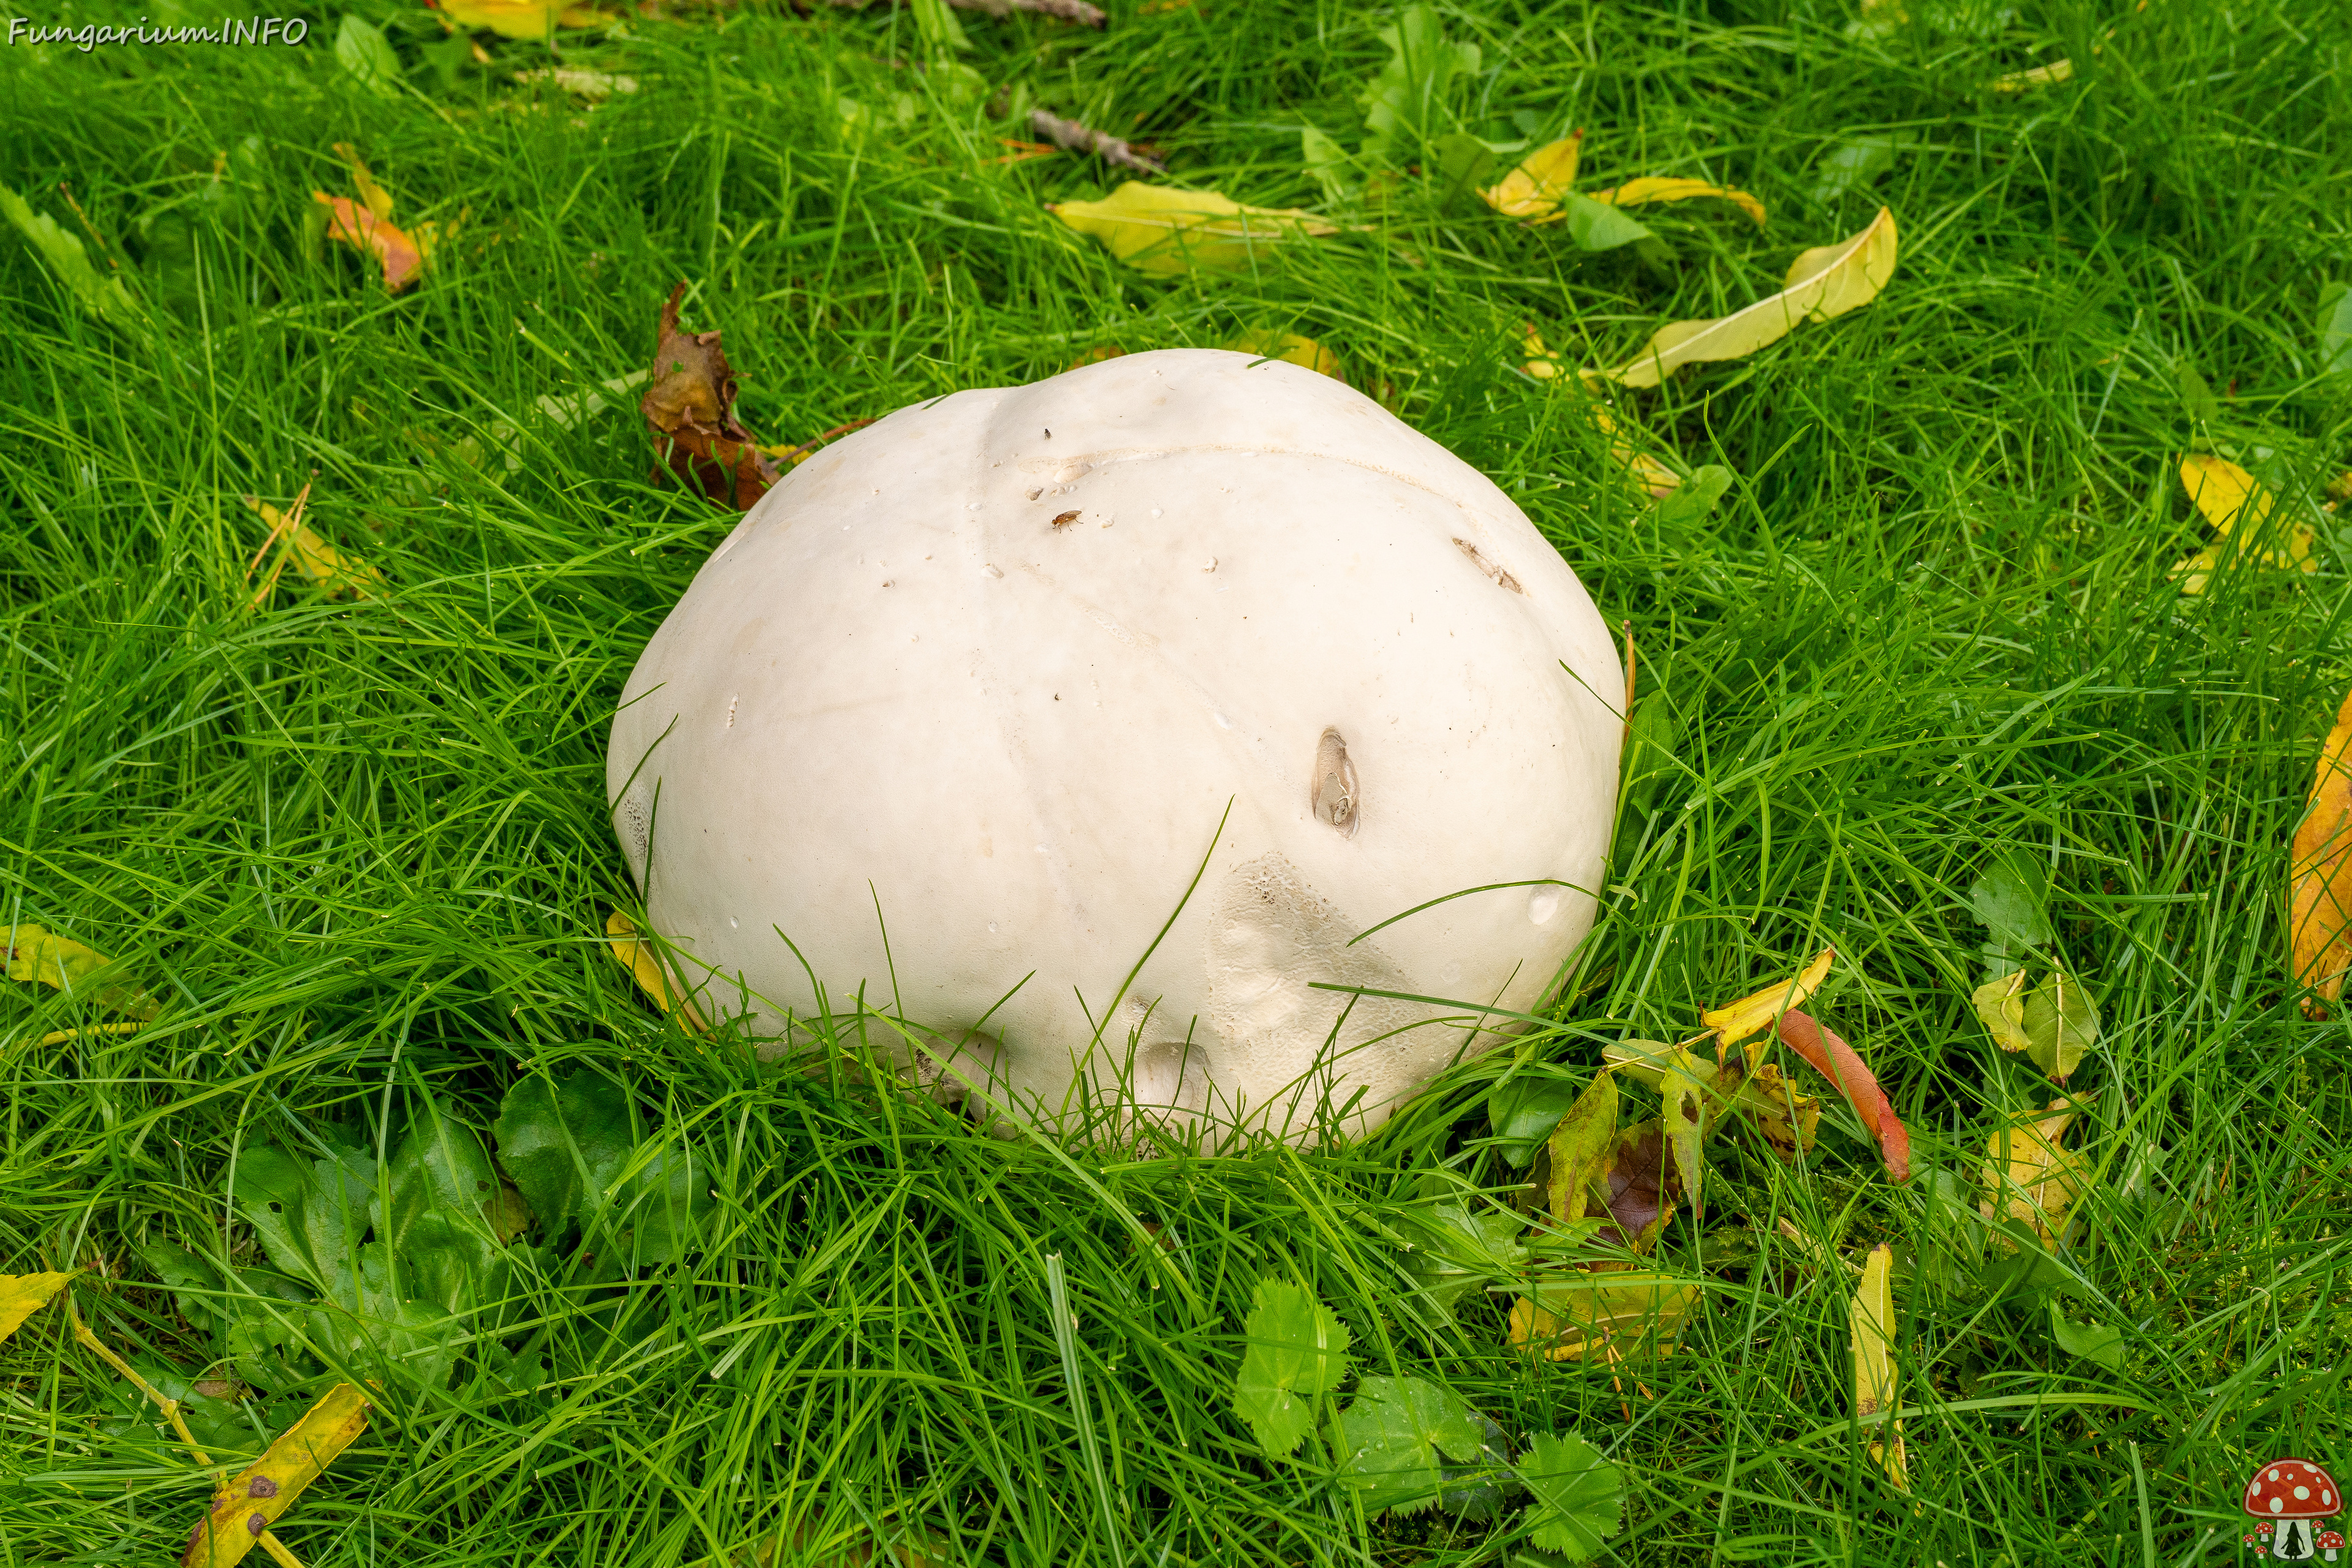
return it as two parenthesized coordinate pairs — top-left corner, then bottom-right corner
(181, 1382), (371, 1568)
(1989, 58), (2073, 91)
(1850, 1244), (1907, 1491)
(1047, 183), (1338, 276)
(1510, 1273), (1698, 1363)
(243, 492), (386, 601)
(1604, 209), (1898, 388)
(4, 922), (158, 1019)
(330, 143), (394, 224)
(606, 909), (708, 1031)
(1724, 1062), (1820, 1159)
(1588, 177), (1766, 227)
(1970, 970), (2032, 1053)
(438, 0), (603, 40)
(1480, 132), (1583, 219)
(2171, 453), (2314, 595)
(1227, 329), (1344, 380)
(1658, 1049), (1714, 1219)
(2291, 684), (2352, 1017)
(1523, 330), (1685, 497)
(1979, 1101), (2089, 1246)
(0, 1270), (75, 1343)
(1702, 945), (1835, 1047)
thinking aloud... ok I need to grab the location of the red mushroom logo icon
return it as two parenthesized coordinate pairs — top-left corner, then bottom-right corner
(2244, 1459), (2342, 1562)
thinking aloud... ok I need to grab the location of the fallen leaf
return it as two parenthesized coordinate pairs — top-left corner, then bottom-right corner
(1970, 970), (2033, 1054)
(1333, 1375), (1485, 1517)
(1597, 1119), (1676, 1252)
(2291, 684), (2352, 1016)
(2171, 453), (2315, 593)
(1229, 329), (1344, 380)
(606, 909), (709, 1031)
(1719, 1060), (1820, 1159)
(0, 179), (149, 343)
(1481, 133), (1583, 218)
(1539, 192), (1657, 252)
(1232, 1280), (1350, 1460)
(641, 282), (780, 511)
(1510, 1272), (1698, 1363)
(2019, 971), (2098, 1082)
(1487, 1068), (1592, 1166)
(1588, 176), (1766, 227)
(181, 1382), (371, 1567)
(1850, 1243), (1907, 1491)
(1808, 135), (1909, 205)
(1048, 182), (1339, 274)
(1544, 1069), (1619, 1225)
(312, 194), (440, 291)
(1774, 1011), (1911, 1182)
(1989, 58), (2073, 91)
(243, 490), (386, 601)
(1653, 463), (1734, 526)
(2048, 1301), (2125, 1373)
(1518, 1430), (1624, 1559)
(1703, 945), (1835, 1047)
(0, 1270), (75, 1343)
(1658, 1049), (1713, 1219)
(1980, 1100), (2089, 1245)
(439, 0), (606, 40)
(3, 922), (159, 1019)
(1602, 208), (1897, 388)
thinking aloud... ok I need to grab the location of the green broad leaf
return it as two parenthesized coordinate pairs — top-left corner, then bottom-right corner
(1807, 133), (1909, 204)
(334, 14), (403, 98)
(2019, 971), (2099, 1083)
(1333, 1375), (1485, 1517)
(1969, 848), (2052, 968)
(141, 1240), (221, 1327)
(1232, 1280), (1350, 1460)
(1398, 1199), (1527, 1313)
(1487, 1069), (1589, 1166)
(2048, 1302), (2125, 1373)
(228, 1144), (373, 1291)
(1301, 125), (1354, 206)
(611, 1144), (703, 1264)
(1657, 1047), (1714, 1219)
(0, 180), (149, 344)
(1619, 695), (1681, 824)
(388, 1104), (502, 1266)
(1654, 464), (1735, 526)
(1359, 4), (1480, 167)
(1519, 1430), (1624, 1559)
(1431, 131), (1499, 214)
(2321, 281), (2352, 379)
(2176, 362), (2222, 424)
(1555, 191), (1654, 252)
(495, 1071), (635, 1237)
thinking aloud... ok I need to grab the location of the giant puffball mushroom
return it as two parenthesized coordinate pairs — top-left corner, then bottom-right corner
(607, 349), (1623, 1140)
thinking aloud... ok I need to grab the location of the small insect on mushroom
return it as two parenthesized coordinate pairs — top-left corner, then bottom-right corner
(1050, 510), (1080, 530)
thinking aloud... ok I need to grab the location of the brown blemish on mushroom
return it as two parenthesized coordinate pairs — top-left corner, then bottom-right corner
(1452, 537), (1525, 594)
(1311, 728), (1360, 837)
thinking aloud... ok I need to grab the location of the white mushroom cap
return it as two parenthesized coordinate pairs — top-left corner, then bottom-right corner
(607, 349), (1623, 1141)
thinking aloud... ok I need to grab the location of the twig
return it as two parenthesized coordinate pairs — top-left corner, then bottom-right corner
(952, 0), (1106, 24)
(244, 482), (314, 578)
(1029, 108), (1165, 174)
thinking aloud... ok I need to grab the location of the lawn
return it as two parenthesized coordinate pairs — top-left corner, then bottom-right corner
(2, 0), (2350, 1563)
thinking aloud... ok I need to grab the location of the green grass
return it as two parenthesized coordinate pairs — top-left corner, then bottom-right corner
(4, 0), (2351, 1563)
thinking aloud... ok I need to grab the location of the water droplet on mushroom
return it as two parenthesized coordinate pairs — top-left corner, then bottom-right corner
(1526, 888), (1561, 925)
(967, 501), (984, 511)
(1311, 728), (1360, 837)
(1150, 507), (1163, 518)
(729, 916), (740, 929)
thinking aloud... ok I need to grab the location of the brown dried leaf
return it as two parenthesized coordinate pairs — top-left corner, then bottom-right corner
(641, 282), (780, 511)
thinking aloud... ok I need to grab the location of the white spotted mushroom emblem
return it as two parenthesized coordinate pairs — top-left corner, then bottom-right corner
(2242, 1457), (2342, 1561)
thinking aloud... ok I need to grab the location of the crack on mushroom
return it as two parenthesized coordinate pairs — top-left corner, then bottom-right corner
(1453, 537), (1525, 594)
(1311, 728), (1360, 837)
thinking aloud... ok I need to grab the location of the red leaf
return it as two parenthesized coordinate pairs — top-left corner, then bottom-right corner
(1775, 1010), (1910, 1182)
(312, 194), (426, 292)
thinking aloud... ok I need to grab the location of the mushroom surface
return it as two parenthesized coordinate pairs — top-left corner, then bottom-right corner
(606, 349), (1623, 1140)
